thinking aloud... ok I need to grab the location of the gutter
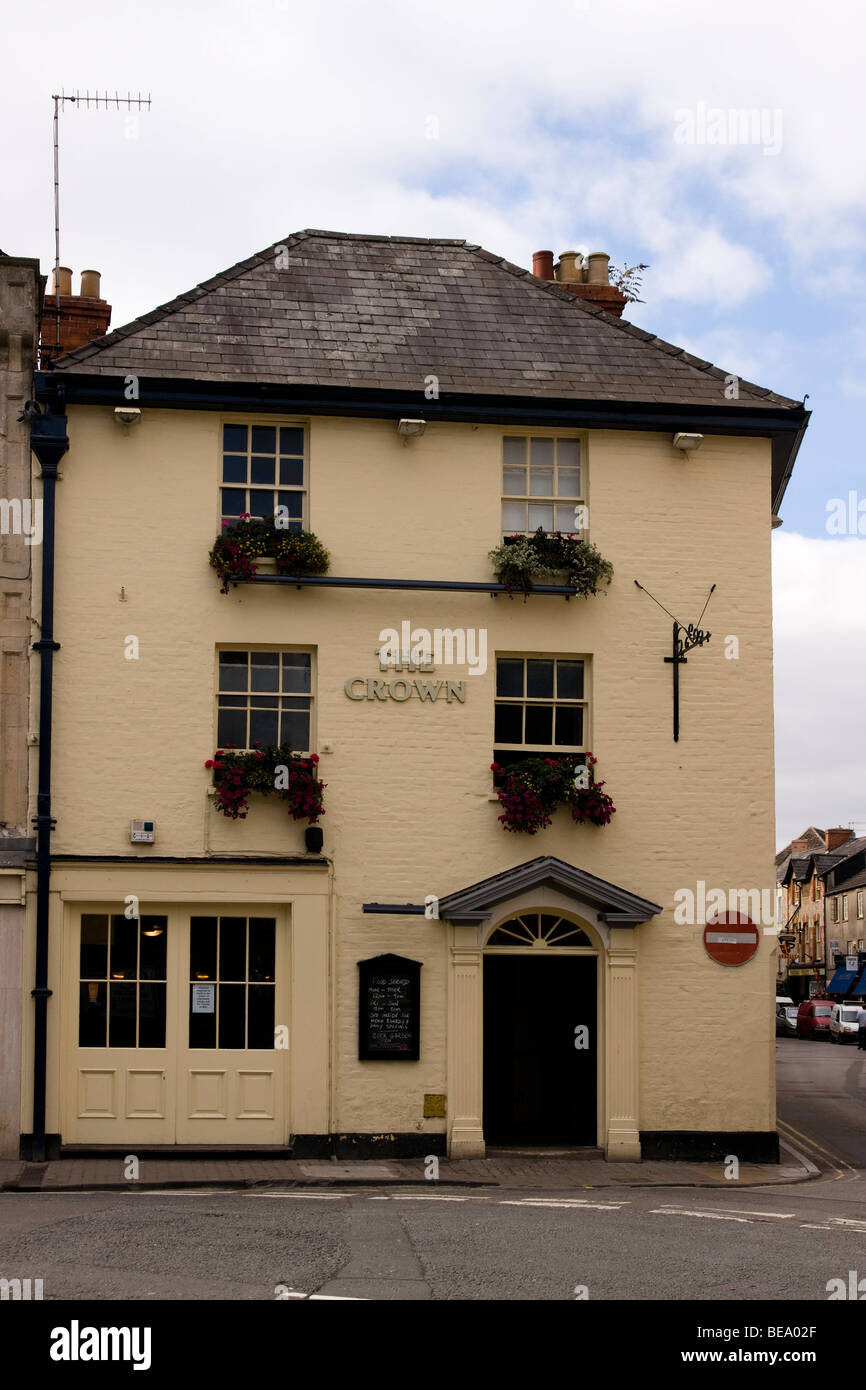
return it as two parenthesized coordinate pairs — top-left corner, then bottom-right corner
(771, 412), (810, 517)
(33, 370), (808, 433)
(27, 402), (68, 1162)
(34, 370), (809, 508)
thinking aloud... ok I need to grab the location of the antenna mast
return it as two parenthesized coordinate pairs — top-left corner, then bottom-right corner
(50, 90), (152, 359)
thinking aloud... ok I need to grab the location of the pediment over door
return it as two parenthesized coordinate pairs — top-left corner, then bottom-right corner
(438, 856), (662, 929)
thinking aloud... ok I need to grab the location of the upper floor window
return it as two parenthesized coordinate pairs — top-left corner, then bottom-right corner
(494, 656), (586, 762)
(220, 423), (305, 528)
(501, 436), (583, 537)
(858, 891), (863, 919)
(217, 650), (313, 751)
(844, 894), (850, 922)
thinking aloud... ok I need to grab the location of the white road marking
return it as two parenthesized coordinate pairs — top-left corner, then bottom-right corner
(280, 1288), (365, 1300)
(800, 1224), (835, 1231)
(680, 1207), (794, 1219)
(502, 1198), (627, 1210)
(133, 1190), (227, 1196)
(244, 1191), (351, 1199)
(387, 1194), (476, 1202)
(651, 1207), (754, 1223)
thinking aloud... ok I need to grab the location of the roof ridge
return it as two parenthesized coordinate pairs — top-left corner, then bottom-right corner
(461, 243), (800, 408)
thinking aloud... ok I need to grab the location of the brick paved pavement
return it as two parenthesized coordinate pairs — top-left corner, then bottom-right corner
(0, 1142), (816, 1192)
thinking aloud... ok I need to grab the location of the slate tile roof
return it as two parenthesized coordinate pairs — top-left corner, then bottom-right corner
(50, 230), (802, 409)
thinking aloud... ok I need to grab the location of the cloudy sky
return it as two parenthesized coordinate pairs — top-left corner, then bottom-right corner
(3, 0), (864, 846)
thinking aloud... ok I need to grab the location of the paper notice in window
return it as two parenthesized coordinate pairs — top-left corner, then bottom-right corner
(192, 984), (216, 1014)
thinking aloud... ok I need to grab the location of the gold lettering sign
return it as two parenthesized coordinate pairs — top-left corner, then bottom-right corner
(343, 674), (465, 703)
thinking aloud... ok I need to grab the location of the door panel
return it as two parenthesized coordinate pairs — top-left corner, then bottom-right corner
(64, 907), (289, 1146)
(176, 912), (288, 1143)
(66, 911), (175, 1144)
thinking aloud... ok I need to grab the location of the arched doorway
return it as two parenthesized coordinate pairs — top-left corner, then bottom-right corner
(483, 912), (598, 1146)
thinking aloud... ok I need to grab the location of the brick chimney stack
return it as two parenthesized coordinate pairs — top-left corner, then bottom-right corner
(532, 247), (628, 317)
(790, 839), (809, 853)
(825, 827), (855, 851)
(40, 267), (111, 361)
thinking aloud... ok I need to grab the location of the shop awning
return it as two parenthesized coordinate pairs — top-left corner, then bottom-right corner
(852, 971), (866, 996)
(827, 968), (858, 994)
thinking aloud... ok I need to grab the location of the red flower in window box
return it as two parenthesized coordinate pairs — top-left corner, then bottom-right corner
(205, 742), (325, 824)
(491, 753), (615, 834)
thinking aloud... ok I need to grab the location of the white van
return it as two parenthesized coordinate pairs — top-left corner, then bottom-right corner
(830, 1003), (862, 1045)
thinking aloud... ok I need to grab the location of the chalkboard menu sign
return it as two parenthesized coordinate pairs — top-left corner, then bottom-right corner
(358, 954), (422, 1061)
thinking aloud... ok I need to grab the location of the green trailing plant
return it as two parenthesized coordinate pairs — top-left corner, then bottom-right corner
(488, 528), (614, 596)
(205, 743), (325, 824)
(490, 753), (615, 835)
(209, 515), (330, 593)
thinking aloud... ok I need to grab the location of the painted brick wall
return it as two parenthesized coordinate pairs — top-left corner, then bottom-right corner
(43, 408), (777, 1137)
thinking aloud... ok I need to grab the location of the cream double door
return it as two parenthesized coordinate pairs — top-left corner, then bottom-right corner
(64, 906), (289, 1145)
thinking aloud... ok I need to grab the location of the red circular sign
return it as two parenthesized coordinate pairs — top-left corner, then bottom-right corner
(703, 911), (759, 966)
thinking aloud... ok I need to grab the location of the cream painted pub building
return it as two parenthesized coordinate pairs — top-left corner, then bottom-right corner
(22, 231), (808, 1161)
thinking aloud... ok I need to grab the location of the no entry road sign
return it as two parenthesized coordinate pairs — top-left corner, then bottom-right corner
(703, 912), (759, 966)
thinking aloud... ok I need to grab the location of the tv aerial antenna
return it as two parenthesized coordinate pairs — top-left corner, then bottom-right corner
(49, 89), (152, 359)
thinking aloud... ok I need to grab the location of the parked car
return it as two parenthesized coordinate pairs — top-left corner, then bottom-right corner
(776, 1003), (799, 1036)
(775, 995), (795, 1008)
(796, 1000), (833, 1039)
(830, 1003), (862, 1044)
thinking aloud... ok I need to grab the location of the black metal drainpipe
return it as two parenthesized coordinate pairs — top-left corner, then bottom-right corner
(28, 401), (68, 1162)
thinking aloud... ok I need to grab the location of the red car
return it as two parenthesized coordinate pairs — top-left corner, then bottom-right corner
(796, 1000), (832, 1039)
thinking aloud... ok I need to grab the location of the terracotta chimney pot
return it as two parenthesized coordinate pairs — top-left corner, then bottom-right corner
(50, 266), (73, 296)
(79, 269), (102, 299)
(557, 251), (583, 284)
(586, 252), (611, 286)
(532, 250), (555, 281)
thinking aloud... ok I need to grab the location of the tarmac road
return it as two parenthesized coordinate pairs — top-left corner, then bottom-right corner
(0, 1181), (865, 1301)
(0, 1036), (863, 1302)
(776, 1033), (866, 1175)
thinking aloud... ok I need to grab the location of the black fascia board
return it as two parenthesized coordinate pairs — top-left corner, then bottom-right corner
(35, 371), (809, 509)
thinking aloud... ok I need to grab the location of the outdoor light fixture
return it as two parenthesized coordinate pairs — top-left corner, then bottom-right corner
(114, 407), (142, 426)
(672, 432), (703, 451)
(396, 418), (426, 442)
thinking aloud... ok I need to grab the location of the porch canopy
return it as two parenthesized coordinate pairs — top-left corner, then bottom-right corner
(364, 856), (662, 928)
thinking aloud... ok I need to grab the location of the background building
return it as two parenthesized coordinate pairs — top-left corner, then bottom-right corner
(777, 826), (861, 999)
(0, 252), (42, 1158)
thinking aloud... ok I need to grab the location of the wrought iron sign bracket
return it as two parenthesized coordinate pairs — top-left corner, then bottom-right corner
(635, 580), (716, 742)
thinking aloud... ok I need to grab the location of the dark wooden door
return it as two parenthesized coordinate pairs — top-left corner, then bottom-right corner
(483, 955), (597, 1145)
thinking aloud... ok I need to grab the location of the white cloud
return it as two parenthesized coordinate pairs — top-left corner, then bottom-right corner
(773, 532), (866, 846)
(3, 0), (866, 328)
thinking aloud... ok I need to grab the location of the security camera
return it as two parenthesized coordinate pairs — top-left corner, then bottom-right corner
(114, 407), (142, 426)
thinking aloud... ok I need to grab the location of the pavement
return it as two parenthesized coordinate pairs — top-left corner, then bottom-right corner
(0, 1139), (817, 1192)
